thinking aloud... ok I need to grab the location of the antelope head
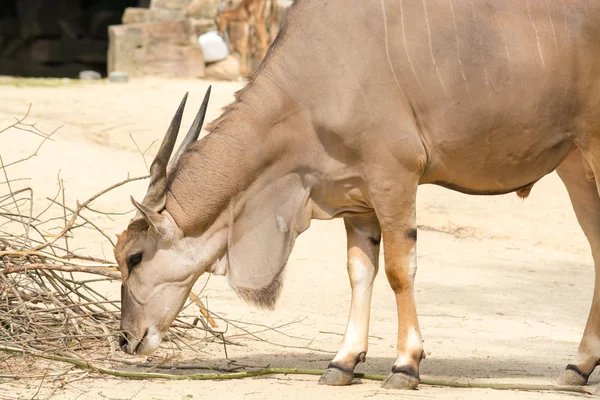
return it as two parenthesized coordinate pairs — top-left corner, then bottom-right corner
(114, 88), (213, 355)
(115, 84), (312, 356)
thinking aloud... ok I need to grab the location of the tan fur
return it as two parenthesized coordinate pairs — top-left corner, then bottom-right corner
(114, 228), (146, 281)
(231, 266), (285, 309)
(320, 214), (380, 385)
(117, 0), (600, 389)
(515, 184), (534, 199)
(556, 148), (600, 384)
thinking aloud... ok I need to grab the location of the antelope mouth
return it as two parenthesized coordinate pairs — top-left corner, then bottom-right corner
(134, 328), (149, 354)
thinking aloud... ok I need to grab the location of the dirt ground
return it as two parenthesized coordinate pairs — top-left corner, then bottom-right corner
(0, 77), (598, 399)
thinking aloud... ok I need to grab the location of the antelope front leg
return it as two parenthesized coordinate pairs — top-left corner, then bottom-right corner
(374, 177), (423, 390)
(319, 214), (381, 386)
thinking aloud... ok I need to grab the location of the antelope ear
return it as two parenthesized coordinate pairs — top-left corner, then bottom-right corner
(226, 174), (311, 309)
(130, 196), (174, 240)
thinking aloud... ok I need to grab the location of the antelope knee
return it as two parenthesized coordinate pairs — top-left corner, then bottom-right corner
(348, 258), (376, 287)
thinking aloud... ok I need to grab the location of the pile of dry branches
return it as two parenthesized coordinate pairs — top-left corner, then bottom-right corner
(0, 108), (220, 368)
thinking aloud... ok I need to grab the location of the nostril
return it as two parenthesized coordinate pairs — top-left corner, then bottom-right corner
(118, 334), (128, 351)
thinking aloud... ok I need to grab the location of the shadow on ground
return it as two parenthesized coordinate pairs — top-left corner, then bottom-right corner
(122, 352), (600, 385)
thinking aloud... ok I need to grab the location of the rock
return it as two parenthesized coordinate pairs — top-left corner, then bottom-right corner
(30, 39), (108, 64)
(79, 70), (102, 80)
(122, 7), (184, 24)
(183, 0), (221, 19)
(108, 20), (204, 78)
(204, 55), (240, 81)
(122, 8), (153, 24)
(123, 6), (218, 26)
(190, 18), (216, 37)
(108, 71), (129, 83)
(148, 8), (182, 21)
(151, 0), (191, 10)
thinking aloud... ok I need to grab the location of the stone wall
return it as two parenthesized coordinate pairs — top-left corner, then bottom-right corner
(107, 0), (220, 78)
(108, 20), (205, 78)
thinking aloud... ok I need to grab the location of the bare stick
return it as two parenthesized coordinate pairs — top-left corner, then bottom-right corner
(0, 104), (32, 134)
(188, 291), (218, 328)
(46, 197), (116, 248)
(0, 104), (51, 139)
(0, 249), (117, 267)
(0, 124), (59, 169)
(32, 175), (148, 251)
(61, 179), (68, 254)
(0, 345), (593, 395)
(0, 155), (28, 247)
(129, 133), (152, 172)
(1, 263), (120, 280)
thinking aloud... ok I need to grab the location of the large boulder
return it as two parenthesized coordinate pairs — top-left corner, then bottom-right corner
(151, 0), (191, 10)
(122, 8), (154, 24)
(181, 0), (221, 19)
(190, 18), (216, 37)
(204, 55), (240, 81)
(122, 7), (216, 33)
(108, 20), (205, 78)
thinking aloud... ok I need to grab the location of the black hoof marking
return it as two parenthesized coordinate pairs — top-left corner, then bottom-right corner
(328, 361), (354, 374)
(405, 228), (417, 241)
(391, 365), (420, 379)
(356, 351), (367, 364)
(369, 236), (381, 246)
(566, 364), (590, 380)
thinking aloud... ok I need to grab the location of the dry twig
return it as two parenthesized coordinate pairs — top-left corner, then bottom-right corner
(0, 109), (213, 370)
(1, 345), (594, 396)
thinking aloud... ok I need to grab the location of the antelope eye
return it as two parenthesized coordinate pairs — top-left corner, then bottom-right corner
(127, 253), (143, 269)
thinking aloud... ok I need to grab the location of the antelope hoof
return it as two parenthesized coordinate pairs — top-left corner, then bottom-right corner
(318, 367), (354, 386)
(381, 367), (420, 390)
(558, 365), (589, 386)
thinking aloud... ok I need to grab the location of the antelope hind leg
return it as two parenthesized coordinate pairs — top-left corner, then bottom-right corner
(371, 172), (423, 390)
(557, 147), (600, 385)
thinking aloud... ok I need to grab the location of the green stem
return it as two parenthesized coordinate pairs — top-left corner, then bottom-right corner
(0, 346), (592, 395)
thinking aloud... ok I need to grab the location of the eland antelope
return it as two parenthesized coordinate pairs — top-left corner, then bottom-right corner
(116, 0), (600, 390)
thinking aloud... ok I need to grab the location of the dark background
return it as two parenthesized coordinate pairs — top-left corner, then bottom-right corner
(0, 0), (150, 77)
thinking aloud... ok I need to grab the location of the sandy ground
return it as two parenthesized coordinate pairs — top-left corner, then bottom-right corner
(0, 77), (598, 399)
